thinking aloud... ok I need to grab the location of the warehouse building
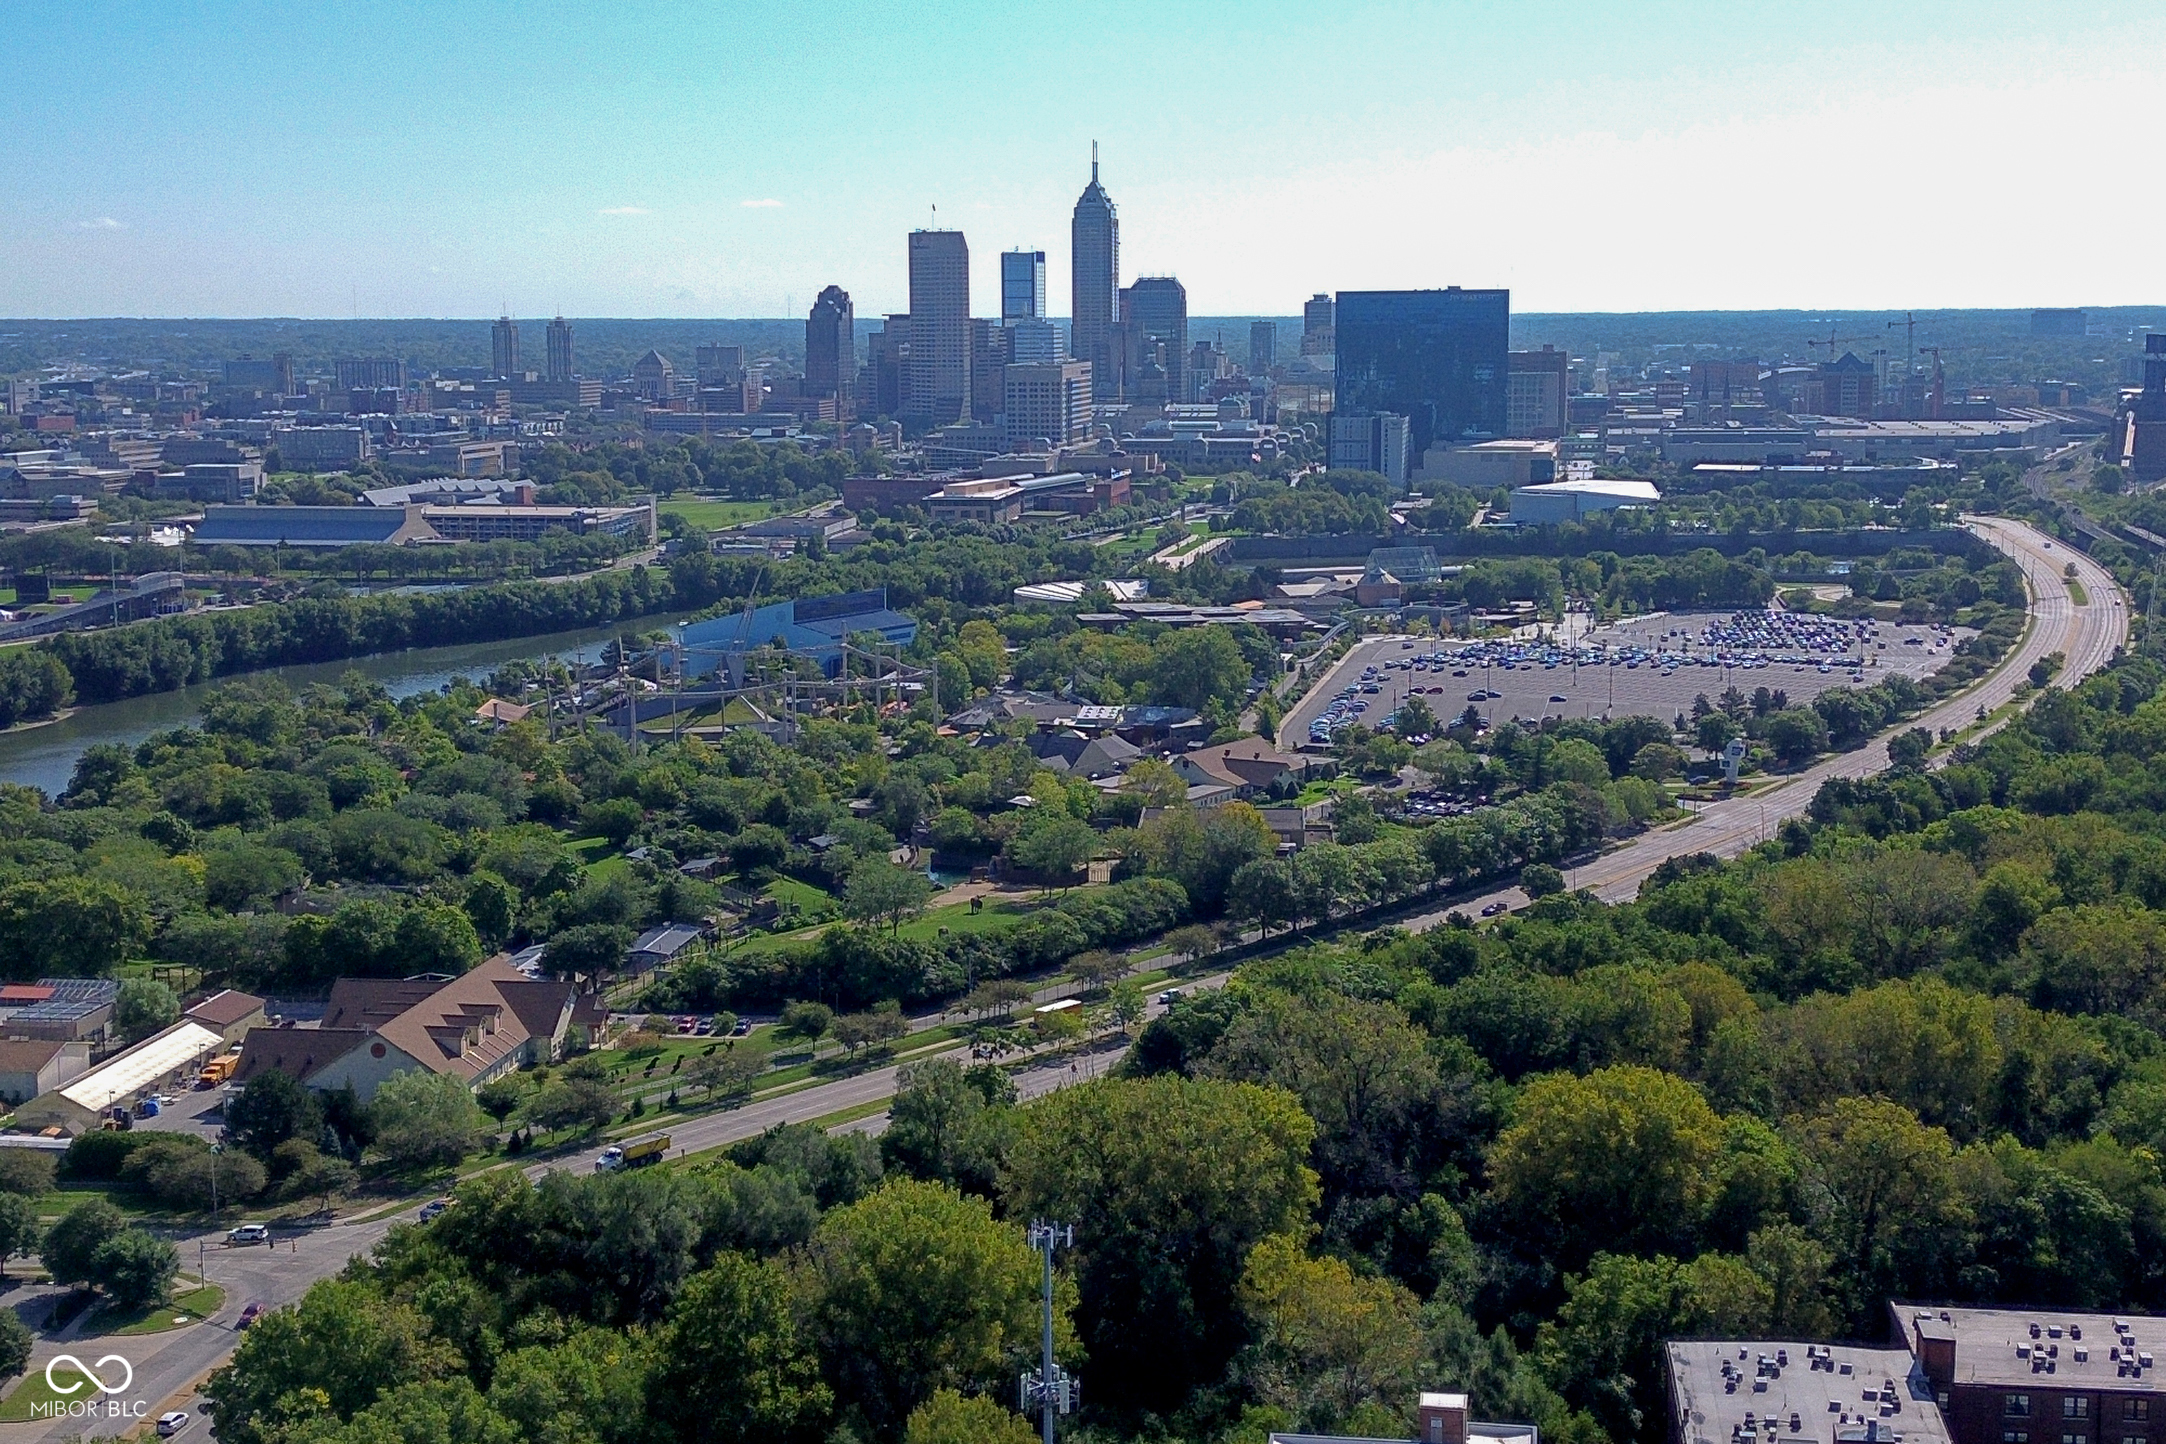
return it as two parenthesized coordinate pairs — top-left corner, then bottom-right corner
(10, 1020), (227, 1133)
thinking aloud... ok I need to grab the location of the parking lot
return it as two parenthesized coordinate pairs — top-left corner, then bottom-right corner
(1288, 610), (1969, 742)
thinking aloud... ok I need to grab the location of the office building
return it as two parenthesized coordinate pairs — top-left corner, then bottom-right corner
(222, 353), (294, 393)
(2132, 334), (2166, 482)
(1302, 294), (1335, 355)
(335, 357), (406, 391)
(1123, 277), (1189, 402)
(1335, 286), (1509, 457)
(1002, 250), (1047, 321)
(1006, 319), (1062, 365)
(1187, 339), (1227, 406)
(1811, 352), (1879, 419)
(633, 349), (677, 402)
(1250, 321), (1278, 374)
(546, 316), (574, 381)
(1005, 360), (1094, 448)
(806, 285), (856, 420)
(866, 316), (908, 418)
(1506, 346), (1569, 438)
(1071, 145), (1121, 401)
(906, 229), (971, 427)
(272, 424), (372, 468)
(1328, 412), (1409, 485)
(491, 316), (519, 378)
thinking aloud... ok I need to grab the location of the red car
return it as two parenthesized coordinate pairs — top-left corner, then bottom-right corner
(236, 1302), (265, 1330)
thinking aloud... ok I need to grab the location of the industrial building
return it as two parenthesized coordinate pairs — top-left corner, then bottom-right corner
(676, 585), (918, 682)
(1508, 476), (1661, 524)
(191, 499), (654, 548)
(11, 1020), (227, 1133)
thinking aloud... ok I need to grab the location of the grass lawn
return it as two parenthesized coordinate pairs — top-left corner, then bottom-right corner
(660, 497), (788, 529)
(0, 1363), (93, 1422)
(89, 1276), (224, 1337)
(567, 836), (629, 879)
(731, 890), (1044, 956)
(40, 1182), (162, 1224)
(1291, 777), (1362, 806)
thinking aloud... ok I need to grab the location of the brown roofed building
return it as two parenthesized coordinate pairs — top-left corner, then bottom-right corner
(231, 1029), (373, 1091)
(184, 989), (267, 1047)
(0, 1038), (88, 1106)
(323, 977), (446, 1032)
(1170, 740), (1311, 798)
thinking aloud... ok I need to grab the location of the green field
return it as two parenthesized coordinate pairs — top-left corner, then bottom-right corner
(660, 498), (789, 529)
(91, 1277), (225, 1336)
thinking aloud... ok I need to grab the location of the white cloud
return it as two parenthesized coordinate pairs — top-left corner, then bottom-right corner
(597, 205), (650, 216)
(77, 217), (124, 230)
(740, 198), (783, 209)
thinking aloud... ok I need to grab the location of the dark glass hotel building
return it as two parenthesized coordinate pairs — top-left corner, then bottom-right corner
(1334, 287), (1510, 458)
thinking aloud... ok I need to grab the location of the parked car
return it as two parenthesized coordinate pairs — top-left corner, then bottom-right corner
(157, 1412), (192, 1437)
(730, 1018), (751, 1037)
(1481, 901), (1509, 917)
(236, 1301), (265, 1330)
(226, 1223), (269, 1246)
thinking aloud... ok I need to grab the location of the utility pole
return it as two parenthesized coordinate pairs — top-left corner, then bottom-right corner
(1020, 1222), (1077, 1444)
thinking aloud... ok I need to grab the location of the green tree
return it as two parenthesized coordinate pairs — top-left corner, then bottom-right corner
(1762, 708), (1829, 766)
(0, 1308), (29, 1382)
(41, 1197), (123, 1289)
(91, 1227), (180, 1308)
(881, 1060), (1012, 1195)
(1239, 1234), (1424, 1429)
(780, 1001), (835, 1040)
(1790, 1097), (1969, 1323)
(0, 1193), (42, 1267)
(545, 921), (634, 979)
(1002, 1075), (1320, 1413)
(802, 1177), (1049, 1432)
(1521, 862), (1566, 899)
(0, 1146), (52, 1198)
(226, 1068), (325, 1162)
(647, 1252), (832, 1444)
(1488, 1065), (1726, 1269)
(844, 860), (937, 934)
(529, 1078), (617, 1136)
(1008, 814), (1099, 890)
(204, 1278), (462, 1444)
(112, 976), (180, 1044)
(0, 876), (149, 978)
(1146, 626), (1251, 713)
(371, 1070), (486, 1171)
(904, 1389), (1039, 1444)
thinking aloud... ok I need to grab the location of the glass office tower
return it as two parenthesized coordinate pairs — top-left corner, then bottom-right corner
(1333, 287), (1509, 458)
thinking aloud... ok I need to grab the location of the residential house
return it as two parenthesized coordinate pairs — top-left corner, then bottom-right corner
(1170, 740), (1311, 799)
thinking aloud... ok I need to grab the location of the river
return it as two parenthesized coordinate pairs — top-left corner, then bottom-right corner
(0, 613), (679, 798)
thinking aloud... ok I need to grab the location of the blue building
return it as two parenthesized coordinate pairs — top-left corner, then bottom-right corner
(1334, 287), (1509, 459)
(678, 587), (917, 683)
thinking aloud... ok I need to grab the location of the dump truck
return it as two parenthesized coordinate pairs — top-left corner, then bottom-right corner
(595, 1132), (671, 1173)
(197, 1054), (240, 1089)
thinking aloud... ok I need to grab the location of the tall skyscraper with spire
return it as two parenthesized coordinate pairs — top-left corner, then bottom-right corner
(1070, 143), (1120, 401)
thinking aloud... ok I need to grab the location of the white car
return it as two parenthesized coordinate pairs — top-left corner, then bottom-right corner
(157, 1412), (192, 1437)
(227, 1223), (269, 1246)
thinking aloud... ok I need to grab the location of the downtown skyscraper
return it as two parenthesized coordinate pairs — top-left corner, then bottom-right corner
(906, 229), (970, 427)
(805, 284), (856, 419)
(1070, 143), (1120, 401)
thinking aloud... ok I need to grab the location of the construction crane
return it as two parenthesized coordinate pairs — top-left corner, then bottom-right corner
(1804, 328), (1881, 361)
(1885, 311), (1931, 381)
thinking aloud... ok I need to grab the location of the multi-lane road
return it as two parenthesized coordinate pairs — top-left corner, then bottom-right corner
(3, 517), (2125, 1441)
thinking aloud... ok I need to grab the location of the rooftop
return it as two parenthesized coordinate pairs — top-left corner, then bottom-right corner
(57, 1021), (226, 1112)
(1668, 1340), (1948, 1444)
(1897, 1302), (2166, 1391)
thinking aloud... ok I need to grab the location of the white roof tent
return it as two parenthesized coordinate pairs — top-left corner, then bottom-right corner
(56, 1021), (224, 1113)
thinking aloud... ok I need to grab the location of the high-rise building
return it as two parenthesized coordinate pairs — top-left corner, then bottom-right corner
(1506, 345), (1569, 438)
(1002, 250), (1047, 322)
(1071, 144), (1121, 402)
(866, 315), (909, 418)
(1005, 359), (1094, 448)
(1334, 287), (1509, 458)
(1328, 412), (1409, 486)
(1302, 294), (1335, 356)
(1006, 319), (1062, 365)
(806, 286), (856, 419)
(906, 229), (971, 427)
(546, 317), (574, 382)
(1187, 339), (1227, 405)
(970, 318), (1005, 424)
(1122, 277), (1188, 402)
(1250, 321), (1278, 375)
(491, 316), (520, 379)
(2131, 333), (2166, 482)
(335, 357), (406, 391)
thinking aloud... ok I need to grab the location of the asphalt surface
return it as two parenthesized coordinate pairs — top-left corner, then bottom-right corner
(1, 517), (2120, 1442)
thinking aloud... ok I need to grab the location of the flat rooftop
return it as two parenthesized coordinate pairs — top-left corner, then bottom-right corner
(1896, 1303), (2166, 1391)
(1668, 1341), (1949, 1444)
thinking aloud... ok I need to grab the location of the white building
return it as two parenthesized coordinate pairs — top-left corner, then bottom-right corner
(1507, 477), (1661, 524)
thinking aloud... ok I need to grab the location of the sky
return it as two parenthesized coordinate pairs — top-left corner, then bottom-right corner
(2, 0), (2161, 319)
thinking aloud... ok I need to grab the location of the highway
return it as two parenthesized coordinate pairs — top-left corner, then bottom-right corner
(1, 517), (2123, 1442)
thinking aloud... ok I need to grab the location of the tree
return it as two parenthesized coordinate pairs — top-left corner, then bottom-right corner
(1069, 949), (1129, 992)
(113, 977), (180, 1044)
(1886, 727), (1932, 770)
(226, 1068), (325, 1162)
(0, 876), (148, 979)
(530, 1078), (617, 1136)
(1694, 711), (1741, 753)
(1762, 708), (1829, 766)
(1628, 742), (1687, 782)
(904, 1389), (1038, 1444)
(802, 1178), (1049, 1433)
(1394, 695), (1439, 739)
(692, 1048), (765, 1102)
(1008, 815), (1099, 890)
(780, 1001), (835, 1040)
(1239, 1234), (1424, 1429)
(844, 860), (936, 934)
(832, 1005), (910, 1058)
(0, 1309), (28, 1382)
(1163, 924), (1220, 963)
(0, 1147), (53, 1197)
(0, 1193), (41, 1267)
(1488, 1065), (1726, 1270)
(1228, 857), (1298, 936)
(1146, 626), (1251, 713)
(277, 1142), (358, 1213)
(647, 1252), (831, 1444)
(371, 1070), (486, 1170)
(1108, 979), (1147, 1032)
(545, 922), (633, 979)
(205, 1278), (462, 1444)
(1521, 862), (1566, 899)
(42, 1198), (123, 1289)
(92, 1227), (180, 1308)
(1003, 1075), (1320, 1413)
(881, 1060), (1011, 1195)
(475, 1076), (525, 1126)
(1790, 1097), (1968, 1320)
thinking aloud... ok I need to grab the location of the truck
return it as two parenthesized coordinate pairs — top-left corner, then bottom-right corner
(197, 1054), (240, 1089)
(594, 1133), (671, 1173)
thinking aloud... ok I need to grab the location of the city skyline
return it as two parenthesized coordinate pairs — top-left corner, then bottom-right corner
(1, 1), (2162, 318)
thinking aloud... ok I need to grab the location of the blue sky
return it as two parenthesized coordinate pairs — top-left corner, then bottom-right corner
(2, 1), (2160, 317)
